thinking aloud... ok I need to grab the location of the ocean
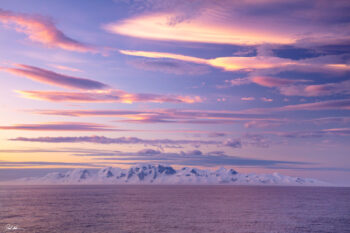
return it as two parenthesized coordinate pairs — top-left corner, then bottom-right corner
(0, 185), (349, 233)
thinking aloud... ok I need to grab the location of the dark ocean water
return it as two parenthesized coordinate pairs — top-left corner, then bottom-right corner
(0, 185), (349, 233)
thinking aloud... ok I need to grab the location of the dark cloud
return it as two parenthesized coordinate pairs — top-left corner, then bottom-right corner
(273, 45), (321, 60)
(223, 139), (242, 148)
(208, 132), (227, 137)
(136, 149), (162, 156)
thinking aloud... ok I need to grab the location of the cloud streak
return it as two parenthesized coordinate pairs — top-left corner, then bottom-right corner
(92, 149), (305, 167)
(0, 122), (118, 131)
(128, 59), (210, 75)
(1, 64), (201, 104)
(9, 135), (220, 147)
(1, 64), (108, 90)
(0, 161), (100, 167)
(278, 99), (350, 111)
(32, 108), (266, 124)
(8, 135), (253, 150)
(278, 80), (350, 97)
(17, 90), (202, 104)
(119, 49), (296, 72)
(0, 8), (96, 52)
(275, 128), (350, 138)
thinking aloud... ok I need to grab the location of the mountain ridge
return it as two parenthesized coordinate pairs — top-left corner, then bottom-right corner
(4, 164), (329, 186)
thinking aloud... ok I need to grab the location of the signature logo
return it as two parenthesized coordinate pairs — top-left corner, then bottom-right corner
(4, 224), (22, 232)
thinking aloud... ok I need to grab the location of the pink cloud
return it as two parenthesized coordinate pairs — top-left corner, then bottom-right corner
(120, 49), (296, 72)
(279, 99), (350, 111)
(17, 90), (202, 104)
(1, 64), (201, 104)
(0, 122), (118, 131)
(251, 76), (299, 88)
(241, 97), (255, 101)
(105, 0), (350, 48)
(31, 108), (269, 126)
(279, 80), (350, 97)
(0, 8), (96, 52)
(244, 120), (284, 129)
(49, 64), (82, 73)
(261, 97), (273, 102)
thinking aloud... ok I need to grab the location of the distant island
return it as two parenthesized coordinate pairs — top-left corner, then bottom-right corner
(4, 164), (328, 186)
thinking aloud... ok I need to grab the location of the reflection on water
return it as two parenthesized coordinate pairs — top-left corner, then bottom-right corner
(0, 185), (349, 233)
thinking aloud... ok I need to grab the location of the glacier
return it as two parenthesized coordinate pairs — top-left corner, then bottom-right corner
(4, 164), (329, 186)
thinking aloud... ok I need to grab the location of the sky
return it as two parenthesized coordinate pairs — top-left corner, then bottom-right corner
(0, 0), (349, 185)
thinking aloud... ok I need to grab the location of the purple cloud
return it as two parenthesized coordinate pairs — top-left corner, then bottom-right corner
(9, 135), (249, 149)
(223, 139), (242, 148)
(9, 135), (220, 146)
(128, 58), (209, 75)
(1, 64), (108, 90)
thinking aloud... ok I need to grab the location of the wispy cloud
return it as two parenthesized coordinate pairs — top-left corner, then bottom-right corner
(0, 122), (118, 131)
(0, 161), (100, 167)
(119, 49), (296, 72)
(17, 90), (202, 104)
(261, 97), (273, 102)
(1, 64), (201, 104)
(31, 108), (266, 124)
(223, 139), (242, 148)
(92, 149), (305, 167)
(1, 64), (108, 90)
(241, 97), (255, 101)
(278, 80), (350, 97)
(278, 99), (350, 111)
(241, 99), (350, 114)
(9, 135), (220, 147)
(226, 75), (350, 97)
(0, 8), (96, 52)
(49, 64), (82, 73)
(105, 11), (295, 45)
(128, 59), (209, 75)
(251, 76), (305, 88)
(8, 135), (254, 150)
(275, 128), (350, 138)
(106, 0), (350, 48)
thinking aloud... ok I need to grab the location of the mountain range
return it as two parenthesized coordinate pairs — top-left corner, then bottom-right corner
(5, 164), (328, 186)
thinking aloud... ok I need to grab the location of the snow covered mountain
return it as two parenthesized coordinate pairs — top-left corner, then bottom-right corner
(8, 164), (328, 186)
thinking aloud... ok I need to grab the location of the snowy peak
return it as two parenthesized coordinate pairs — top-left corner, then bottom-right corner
(10, 164), (328, 186)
